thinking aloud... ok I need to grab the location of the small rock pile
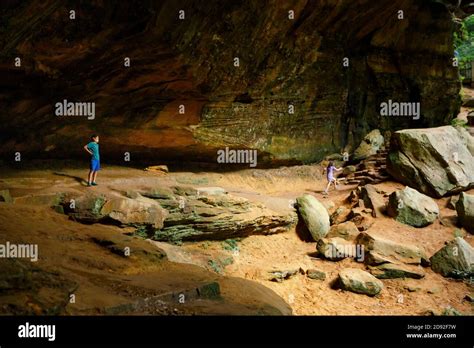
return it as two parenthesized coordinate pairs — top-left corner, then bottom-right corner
(341, 149), (390, 186)
(338, 129), (390, 186)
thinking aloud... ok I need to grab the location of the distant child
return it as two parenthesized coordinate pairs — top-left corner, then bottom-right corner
(323, 161), (342, 195)
(83, 135), (100, 186)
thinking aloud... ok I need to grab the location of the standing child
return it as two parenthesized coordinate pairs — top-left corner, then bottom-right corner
(323, 161), (342, 195)
(83, 135), (100, 187)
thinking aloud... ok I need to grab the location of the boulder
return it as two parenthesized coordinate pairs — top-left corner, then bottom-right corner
(359, 184), (386, 217)
(61, 194), (108, 223)
(327, 221), (360, 241)
(456, 192), (474, 234)
(356, 232), (428, 265)
(0, 189), (13, 203)
(349, 207), (375, 231)
(306, 269), (326, 281)
(296, 194), (330, 241)
(447, 195), (459, 210)
(337, 268), (383, 296)
(330, 206), (351, 225)
(353, 129), (385, 161)
(387, 126), (474, 197)
(387, 186), (439, 227)
(430, 237), (474, 279)
(100, 195), (168, 229)
(60, 193), (168, 229)
(369, 263), (425, 279)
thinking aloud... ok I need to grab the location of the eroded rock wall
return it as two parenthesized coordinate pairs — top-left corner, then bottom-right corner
(0, 0), (462, 165)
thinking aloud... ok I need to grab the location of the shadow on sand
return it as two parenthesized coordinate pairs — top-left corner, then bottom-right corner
(53, 172), (87, 185)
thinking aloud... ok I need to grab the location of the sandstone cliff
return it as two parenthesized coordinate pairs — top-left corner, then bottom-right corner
(0, 0), (465, 165)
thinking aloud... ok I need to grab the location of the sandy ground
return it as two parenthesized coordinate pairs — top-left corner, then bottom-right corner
(0, 166), (295, 315)
(0, 163), (472, 316)
(183, 171), (474, 315)
(0, 201), (292, 316)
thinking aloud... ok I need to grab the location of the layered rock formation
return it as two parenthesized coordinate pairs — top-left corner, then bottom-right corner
(54, 186), (296, 242)
(0, 0), (463, 165)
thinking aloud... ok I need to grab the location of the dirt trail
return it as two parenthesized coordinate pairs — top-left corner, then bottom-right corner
(0, 164), (472, 315)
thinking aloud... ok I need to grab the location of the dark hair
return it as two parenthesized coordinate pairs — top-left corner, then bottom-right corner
(91, 134), (98, 140)
(327, 161), (334, 168)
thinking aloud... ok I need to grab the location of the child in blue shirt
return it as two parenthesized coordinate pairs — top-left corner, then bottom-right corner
(83, 135), (100, 187)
